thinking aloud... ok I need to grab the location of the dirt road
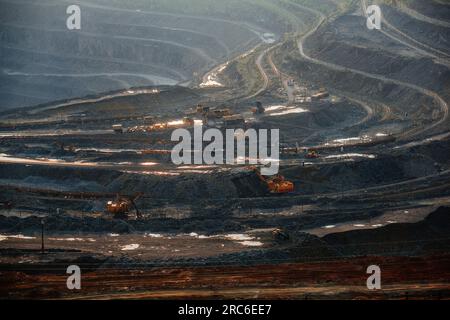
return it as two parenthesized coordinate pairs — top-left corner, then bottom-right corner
(2, 255), (449, 299)
(294, 1), (449, 141)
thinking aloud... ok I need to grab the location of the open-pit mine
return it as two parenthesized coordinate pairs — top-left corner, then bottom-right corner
(0, 0), (449, 300)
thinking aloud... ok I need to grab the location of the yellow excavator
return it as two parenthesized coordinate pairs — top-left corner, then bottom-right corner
(106, 193), (143, 219)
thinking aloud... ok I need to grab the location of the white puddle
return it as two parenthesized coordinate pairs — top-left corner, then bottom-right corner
(331, 136), (370, 144)
(121, 244), (140, 251)
(325, 153), (376, 160)
(265, 105), (308, 117)
(108, 232), (265, 248)
(200, 76), (224, 88)
(122, 171), (181, 176)
(177, 165), (218, 170)
(198, 235), (213, 239)
(145, 233), (163, 238)
(0, 130), (112, 138)
(239, 241), (264, 247)
(167, 119), (185, 126)
(180, 232), (263, 247)
(108, 233), (120, 237)
(0, 153), (159, 168)
(270, 107), (308, 116)
(48, 237), (96, 242)
(75, 148), (141, 154)
(327, 133), (389, 146)
(0, 234), (36, 241)
(265, 105), (285, 112)
(225, 234), (254, 241)
(235, 156), (280, 163)
(177, 170), (213, 174)
(0, 154), (95, 167)
(140, 162), (158, 166)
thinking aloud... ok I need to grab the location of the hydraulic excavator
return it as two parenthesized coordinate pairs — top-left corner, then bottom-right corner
(252, 167), (295, 194)
(106, 193), (143, 219)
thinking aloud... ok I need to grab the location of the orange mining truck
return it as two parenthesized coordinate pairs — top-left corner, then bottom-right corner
(253, 167), (295, 194)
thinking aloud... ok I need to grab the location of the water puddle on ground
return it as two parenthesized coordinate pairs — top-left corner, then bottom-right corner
(122, 171), (181, 176)
(0, 153), (159, 168)
(325, 153), (376, 160)
(308, 207), (435, 237)
(143, 232), (265, 247)
(0, 234), (36, 241)
(75, 148), (142, 154)
(265, 105), (309, 117)
(239, 241), (264, 247)
(144, 233), (164, 238)
(121, 244), (140, 251)
(0, 130), (112, 138)
(48, 237), (96, 242)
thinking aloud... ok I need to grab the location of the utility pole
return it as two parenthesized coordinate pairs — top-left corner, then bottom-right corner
(41, 219), (45, 254)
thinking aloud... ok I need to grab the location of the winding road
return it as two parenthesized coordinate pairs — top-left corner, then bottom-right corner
(361, 0), (450, 65)
(291, 0), (449, 141)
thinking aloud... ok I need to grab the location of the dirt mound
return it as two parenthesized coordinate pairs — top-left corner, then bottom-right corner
(0, 210), (245, 234)
(0, 163), (121, 190)
(287, 153), (438, 194)
(0, 162), (269, 202)
(108, 170), (268, 201)
(322, 206), (450, 256)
